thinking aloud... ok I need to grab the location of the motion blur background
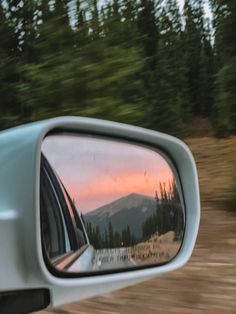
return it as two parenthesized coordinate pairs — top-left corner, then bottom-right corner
(0, 0), (235, 312)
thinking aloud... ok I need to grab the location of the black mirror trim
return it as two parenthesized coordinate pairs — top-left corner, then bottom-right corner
(0, 289), (50, 314)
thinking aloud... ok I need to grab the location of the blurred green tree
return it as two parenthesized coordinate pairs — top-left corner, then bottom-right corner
(0, 2), (20, 129)
(211, 0), (236, 135)
(0, 0), (235, 137)
(183, 0), (204, 116)
(146, 0), (187, 133)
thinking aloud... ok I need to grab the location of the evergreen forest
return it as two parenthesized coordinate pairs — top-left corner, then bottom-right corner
(0, 0), (235, 137)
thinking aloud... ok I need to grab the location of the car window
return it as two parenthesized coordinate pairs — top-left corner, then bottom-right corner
(40, 155), (88, 265)
(59, 181), (87, 249)
(40, 161), (72, 260)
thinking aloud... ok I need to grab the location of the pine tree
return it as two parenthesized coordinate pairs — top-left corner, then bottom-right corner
(0, 3), (20, 129)
(147, 0), (186, 134)
(75, 0), (88, 47)
(41, 0), (50, 23)
(122, 0), (137, 41)
(108, 222), (114, 248)
(183, 0), (204, 116)
(137, 0), (159, 63)
(211, 0), (236, 135)
(90, 0), (100, 40)
(199, 18), (215, 117)
(53, 0), (73, 49)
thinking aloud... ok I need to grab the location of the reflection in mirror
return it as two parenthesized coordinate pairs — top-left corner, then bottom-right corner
(41, 134), (185, 274)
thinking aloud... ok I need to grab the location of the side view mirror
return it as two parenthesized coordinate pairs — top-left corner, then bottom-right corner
(41, 134), (185, 275)
(0, 117), (200, 313)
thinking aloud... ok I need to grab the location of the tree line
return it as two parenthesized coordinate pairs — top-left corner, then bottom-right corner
(0, 0), (235, 136)
(142, 181), (184, 241)
(85, 221), (137, 249)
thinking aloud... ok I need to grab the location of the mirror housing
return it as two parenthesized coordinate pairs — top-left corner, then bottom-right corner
(0, 117), (200, 309)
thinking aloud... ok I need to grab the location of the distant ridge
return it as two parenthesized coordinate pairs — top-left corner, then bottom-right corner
(86, 193), (155, 217)
(84, 193), (156, 237)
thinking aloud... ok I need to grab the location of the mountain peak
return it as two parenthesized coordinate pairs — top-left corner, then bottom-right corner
(84, 193), (157, 238)
(86, 193), (155, 218)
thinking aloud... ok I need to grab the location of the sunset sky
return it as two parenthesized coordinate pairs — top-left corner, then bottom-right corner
(42, 135), (175, 213)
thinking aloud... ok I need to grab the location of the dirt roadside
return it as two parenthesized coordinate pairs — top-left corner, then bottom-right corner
(39, 136), (236, 314)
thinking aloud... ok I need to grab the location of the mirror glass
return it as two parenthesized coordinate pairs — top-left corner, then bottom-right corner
(41, 134), (185, 274)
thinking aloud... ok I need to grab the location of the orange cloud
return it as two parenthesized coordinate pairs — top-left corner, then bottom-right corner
(66, 169), (173, 212)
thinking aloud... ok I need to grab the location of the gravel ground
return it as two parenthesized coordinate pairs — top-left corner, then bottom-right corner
(38, 136), (236, 314)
